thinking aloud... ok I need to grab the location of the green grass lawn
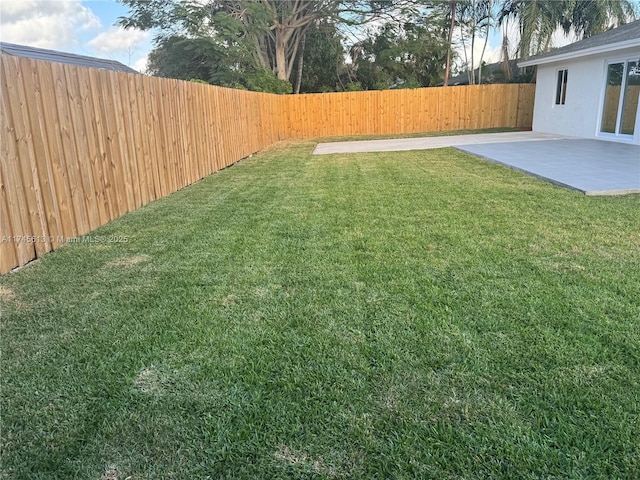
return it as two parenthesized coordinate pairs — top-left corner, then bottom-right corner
(1, 141), (639, 479)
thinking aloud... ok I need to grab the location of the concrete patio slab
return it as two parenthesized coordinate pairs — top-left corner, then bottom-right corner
(312, 131), (569, 155)
(313, 131), (639, 196)
(456, 139), (640, 196)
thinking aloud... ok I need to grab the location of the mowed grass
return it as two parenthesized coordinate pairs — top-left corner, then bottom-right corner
(1, 141), (639, 479)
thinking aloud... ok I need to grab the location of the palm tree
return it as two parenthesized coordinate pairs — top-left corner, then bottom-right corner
(499, 0), (637, 60)
(499, 0), (564, 59)
(561, 0), (636, 38)
(457, 0), (493, 84)
(443, 1), (457, 86)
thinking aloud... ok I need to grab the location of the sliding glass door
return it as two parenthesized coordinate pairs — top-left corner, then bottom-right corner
(601, 59), (640, 137)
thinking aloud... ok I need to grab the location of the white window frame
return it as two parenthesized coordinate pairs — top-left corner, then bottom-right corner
(554, 68), (568, 106)
(597, 56), (639, 142)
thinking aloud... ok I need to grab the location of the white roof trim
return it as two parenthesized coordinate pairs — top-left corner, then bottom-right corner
(518, 38), (640, 68)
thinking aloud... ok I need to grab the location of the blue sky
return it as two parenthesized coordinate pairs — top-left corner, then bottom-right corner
(0, 1), (153, 71)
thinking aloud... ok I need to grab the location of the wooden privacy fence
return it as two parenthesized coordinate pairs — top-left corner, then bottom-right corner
(1, 54), (535, 274)
(280, 84), (534, 138)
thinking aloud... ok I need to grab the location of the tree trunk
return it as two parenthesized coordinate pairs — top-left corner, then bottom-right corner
(501, 22), (511, 81)
(274, 26), (291, 80)
(460, 31), (470, 85)
(478, 24), (489, 84)
(294, 33), (306, 94)
(469, 1), (476, 85)
(444, 1), (456, 86)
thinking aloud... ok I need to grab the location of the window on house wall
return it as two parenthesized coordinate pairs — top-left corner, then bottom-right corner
(555, 69), (568, 105)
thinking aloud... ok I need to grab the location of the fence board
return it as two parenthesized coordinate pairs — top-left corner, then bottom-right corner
(0, 53), (534, 274)
(64, 64), (100, 231)
(2, 57), (48, 259)
(98, 66), (127, 217)
(22, 59), (64, 250)
(88, 67), (117, 221)
(78, 61), (110, 225)
(1, 62), (35, 268)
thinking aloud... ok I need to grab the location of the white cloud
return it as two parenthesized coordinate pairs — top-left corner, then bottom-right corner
(459, 37), (502, 69)
(86, 26), (150, 56)
(453, 30), (498, 71)
(0, 0), (101, 50)
(550, 27), (578, 49)
(133, 54), (149, 73)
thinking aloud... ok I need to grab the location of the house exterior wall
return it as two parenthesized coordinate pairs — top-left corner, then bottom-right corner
(531, 46), (640, 145)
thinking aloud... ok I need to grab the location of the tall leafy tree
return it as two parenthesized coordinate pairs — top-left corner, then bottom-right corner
(456, 0), (493, 84)
(119, 0), (397, 89)
(351, 12), (449, 90)
(291, 21), (347, 93)
(146, 35), (251, 86)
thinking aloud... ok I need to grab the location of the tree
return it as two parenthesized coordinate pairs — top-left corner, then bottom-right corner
(443, 1), (457, 86)
(455, 0), (493, 85)
(146, 35), (245, 85)
(147, 36), (218, 82)
(145, 34), (292, 92)
(119, 0), (397, 87)
(561, 0), (636, 38)
(291, 21), (347, 93)
(499, 0), (636, 60)
(351, 12), (449, 90)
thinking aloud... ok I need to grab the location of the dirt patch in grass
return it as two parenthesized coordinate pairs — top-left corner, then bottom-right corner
(0, 285), (26, 310)
(99, 466), (121, 480)
(559, 364), (609, 384)
(222, 294), (236, 307)
(274, 445), (337, 476)
(0, 286), (16, 302)
(133, 366), (163, 394)
(383, 388), (401, 413)
(105, 255), (150, 268)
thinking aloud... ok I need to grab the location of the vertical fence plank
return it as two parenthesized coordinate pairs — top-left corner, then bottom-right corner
(517, 84), (534, 129)
(125, 73), (151, 206)
(209, 86), (223, 173)
(0, 58), (36, 268)
(77, 61), (110, 224)
(99, 65), (129, 217)
(64, 64), (101, 231)
(115, 72), (143, 210)
(22, 59), (70, 250)
(87, 67), (118, 220)
(0, 90), (19, 271)
(2, 57), (48, 259)
(0, 165), (19, 273)
(108, 71), (136, 212)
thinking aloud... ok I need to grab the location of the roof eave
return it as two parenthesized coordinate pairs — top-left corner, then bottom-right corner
(517, 38), (640, 68)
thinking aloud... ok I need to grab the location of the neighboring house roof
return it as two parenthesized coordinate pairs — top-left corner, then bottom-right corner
(443, 59), (521, 86)
(519, 20), (640, 67)
(0, 42), (139, 74)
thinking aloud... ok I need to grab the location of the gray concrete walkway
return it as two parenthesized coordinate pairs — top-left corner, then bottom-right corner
(313, 132), (640, 196)
(312, 131), (569, 155)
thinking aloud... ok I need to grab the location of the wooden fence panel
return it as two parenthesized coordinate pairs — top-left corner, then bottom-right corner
(0, 56), (285, 273)
(278, 83), (534, 138)
(1, 60), (37, 267)
(0, 52), (534, 274)
(2, 57), (47, 259)
(21, 58), (62, 251)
